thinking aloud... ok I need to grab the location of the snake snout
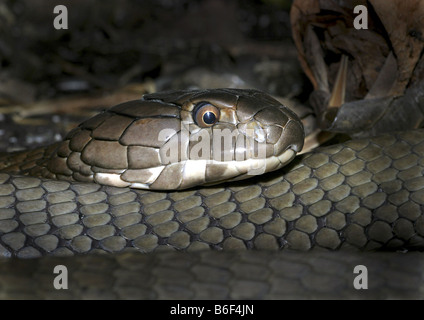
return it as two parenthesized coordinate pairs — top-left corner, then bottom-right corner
(254, 104), (305, 157)
(276, 119), (305, 154)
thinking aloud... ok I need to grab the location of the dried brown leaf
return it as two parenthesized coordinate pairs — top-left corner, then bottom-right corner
(290, 0), (424, 136)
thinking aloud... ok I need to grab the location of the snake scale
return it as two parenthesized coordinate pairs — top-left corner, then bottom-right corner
(0, 89), (424, 299)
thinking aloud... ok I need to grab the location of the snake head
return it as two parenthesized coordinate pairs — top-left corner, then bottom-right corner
(49, 89), (304, 190)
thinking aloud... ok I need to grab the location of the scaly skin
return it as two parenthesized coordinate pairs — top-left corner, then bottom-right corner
(0, 129), (423, 258)
(1, 89), (424, 299)
(1, 250), (423, 299)
(0, 89), (304, 190)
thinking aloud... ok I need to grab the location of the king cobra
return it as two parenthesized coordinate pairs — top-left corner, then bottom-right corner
(0, 89), (424, 299)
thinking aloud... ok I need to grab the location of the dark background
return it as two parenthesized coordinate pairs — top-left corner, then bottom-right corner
(0, 0), (308, 103)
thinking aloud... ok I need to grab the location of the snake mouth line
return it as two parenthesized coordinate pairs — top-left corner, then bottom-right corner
(92, 147), (296, 190)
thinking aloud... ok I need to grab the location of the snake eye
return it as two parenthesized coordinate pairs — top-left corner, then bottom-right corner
(194, 102), (220, 127)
